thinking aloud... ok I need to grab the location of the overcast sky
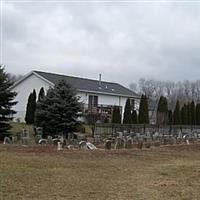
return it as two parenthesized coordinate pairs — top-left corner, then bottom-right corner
(2, 0), (200, 86)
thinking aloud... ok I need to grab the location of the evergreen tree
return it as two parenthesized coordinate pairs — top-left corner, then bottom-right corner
(168, 110), (173, 125)
(25, 89), (36, 124)
(0, 66), (17, 138)
(144, 95), (149, 124)
(131, 110), (138, 124)
(196, 103), (200, 125)
(139, 94), (149, 124)
(116, 106), (122, 124)
(190, 101), (196, 125)
(35, 80), (81, 136)
(173, 100), (181, 125)
(187, 103), (191, 125)
(38, 87), (45, 102)
(157, 96), (168, 125)
(180, 104), (187, 125)
(123, 98), (132, 124)
(112, 106), (118, 123)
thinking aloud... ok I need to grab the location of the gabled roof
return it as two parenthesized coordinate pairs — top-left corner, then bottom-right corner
(13, 70), (139, 98)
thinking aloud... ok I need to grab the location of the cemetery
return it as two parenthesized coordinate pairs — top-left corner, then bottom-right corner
(1, 66), (200, 199)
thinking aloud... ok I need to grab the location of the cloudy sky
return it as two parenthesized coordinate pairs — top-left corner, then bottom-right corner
(2, 0), (200, 86)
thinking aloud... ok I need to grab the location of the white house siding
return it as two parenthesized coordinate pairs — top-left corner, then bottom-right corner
(12, 74), (52, 121)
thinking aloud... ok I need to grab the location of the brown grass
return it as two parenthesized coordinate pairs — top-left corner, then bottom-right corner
(0, 144), (200, 200)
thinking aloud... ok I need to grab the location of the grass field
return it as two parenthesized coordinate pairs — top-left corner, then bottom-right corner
(0, 144), (200, 200)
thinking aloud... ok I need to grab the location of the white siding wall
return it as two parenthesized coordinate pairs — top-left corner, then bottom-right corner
(12, 74), (52, 121)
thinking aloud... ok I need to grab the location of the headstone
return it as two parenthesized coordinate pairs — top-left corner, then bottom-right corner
(35, 135), (42, 144)
(105, 140), (112, 150)
(79, 141), (87, 149)
(3, 137), (11, 144)
(86, 142), (97, 150)
(114, 137), (123, 149)
(47, 136), (53, 145)
(57, 142), (63, 150)
(52, 138), (61, 146)
(38, 139), (47, 145)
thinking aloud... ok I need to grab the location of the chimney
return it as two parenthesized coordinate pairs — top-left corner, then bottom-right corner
(99, 73), (102, 86)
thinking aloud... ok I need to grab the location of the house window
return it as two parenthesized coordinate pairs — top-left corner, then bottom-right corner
(89, 95), (98, 107)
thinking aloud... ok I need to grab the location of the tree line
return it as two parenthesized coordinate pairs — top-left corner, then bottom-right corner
(130, 78), (200, 121)
(112, 94), (149, 124)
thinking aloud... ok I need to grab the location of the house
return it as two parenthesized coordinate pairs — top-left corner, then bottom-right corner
(11, 70), (139, 122)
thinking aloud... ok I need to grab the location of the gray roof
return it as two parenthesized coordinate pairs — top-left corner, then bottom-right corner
(34, 70), (138, 97)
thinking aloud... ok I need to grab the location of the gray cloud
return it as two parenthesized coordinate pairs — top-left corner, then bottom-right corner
(2, 1), (200, 86)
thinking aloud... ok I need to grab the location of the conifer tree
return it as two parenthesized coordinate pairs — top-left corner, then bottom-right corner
(157, 96), (168, 125)
(131, 110), (138, 124)
(168, 110), (173, 125)
(116, 106), (122, 124)
(25, 92), (32, 124)
(123, 98), (132, 124)
(112, 106), (120, 123)
(35, 80), (81, 136)
(139, 94), (149, 124)
(190, 101), (196, 125)
(25, 89), (36, 124)
(38, 87), (45, 102)
(187, 103), (191, 125)
(0, 66), (17, 138)
(143, 95), (149, 124)
(196, 103), (200, 125)
(173, 100), (181, 125)
(181, 104), (187, 125)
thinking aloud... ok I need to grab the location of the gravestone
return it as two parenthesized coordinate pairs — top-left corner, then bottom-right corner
(47, 136), (53, 145)
(86, 142), (97, 150)
(105, 140), (112, 150)
(57, 142), (63, 151)
(79, 141), (87, 149)
(38, 139), (47, 145)
(114, 137), (123, 149)
(3, 137), (11, 144)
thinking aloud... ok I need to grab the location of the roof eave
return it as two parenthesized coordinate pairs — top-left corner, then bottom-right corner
(11, 70), (55, 90)
(78, 89), (139, 98)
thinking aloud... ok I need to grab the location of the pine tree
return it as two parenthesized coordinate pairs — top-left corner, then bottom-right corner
(131, 110), (138, 124)
(138, 94), (144, 124)
(190, 101), (196, 125)
(25, 89), (36, 124)
(38, 87), (45, 102)
(173, 100), (181, 125)
(181, 104), (187, 125)
(112, 106), (118, 123)
(143, 95), (149, 124)
(187, 103), (191, 125)
(196, 103), (200, 125)
(116, 106), (122, 124)
(123, 98), (132, 124)
(157, 96), (168, 125)
(168, 110), (173, 125)
(139, 94), (149, 124)
(0, 66), (17, 138)
(35, 80), (81, 136)
(25, 92), (32, 124)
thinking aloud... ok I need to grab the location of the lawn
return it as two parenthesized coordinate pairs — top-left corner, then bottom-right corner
(0, 144), (200, 200)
